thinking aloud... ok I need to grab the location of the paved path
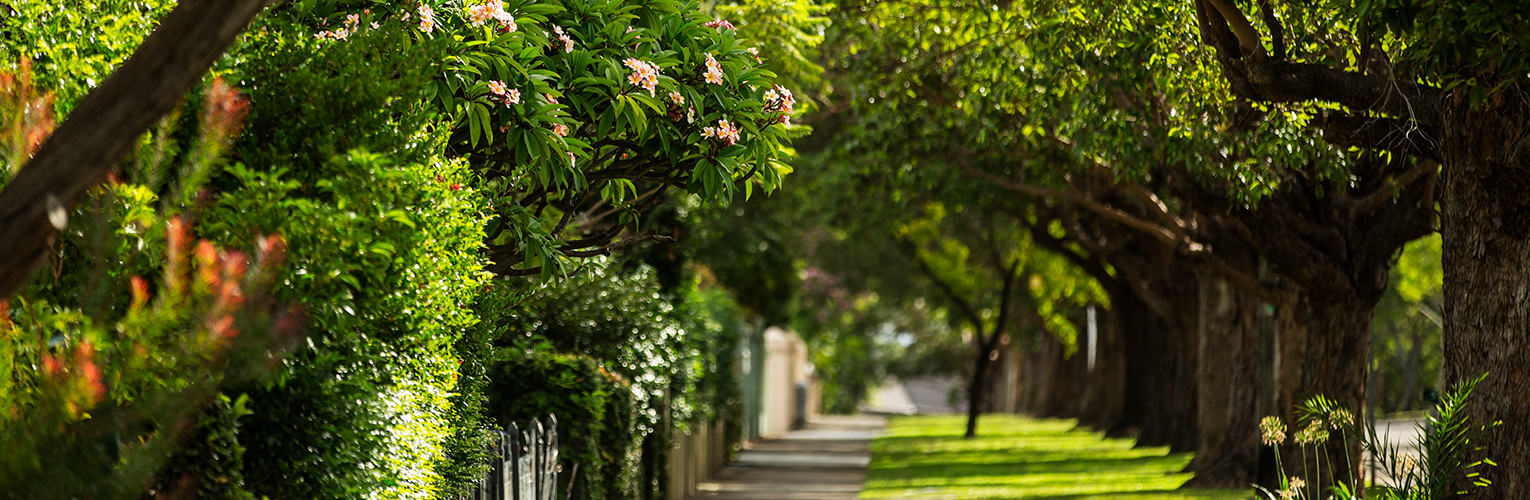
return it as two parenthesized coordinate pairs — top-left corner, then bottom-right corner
(688, 415), (886, 500)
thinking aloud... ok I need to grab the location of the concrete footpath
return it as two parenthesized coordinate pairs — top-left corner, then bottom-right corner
(687, 415), (886, 500)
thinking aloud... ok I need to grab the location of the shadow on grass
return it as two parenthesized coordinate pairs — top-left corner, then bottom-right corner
(858, 414), (1252, 500)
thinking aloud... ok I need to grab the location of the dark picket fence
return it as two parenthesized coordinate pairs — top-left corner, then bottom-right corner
(469, 415), (562, 500)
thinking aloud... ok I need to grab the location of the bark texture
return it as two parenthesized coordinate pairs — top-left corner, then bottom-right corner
(1077, 297), (1125, 431)
(1272, 294), (1371, 490)
(0, 0), (269, 299)
(1439, 100), (1530, 497)
(1183, 276), (1262, 487)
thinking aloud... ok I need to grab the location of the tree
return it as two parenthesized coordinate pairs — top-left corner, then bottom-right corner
(1187, 1), (1527, 492)
(814, 0), (1435, 488)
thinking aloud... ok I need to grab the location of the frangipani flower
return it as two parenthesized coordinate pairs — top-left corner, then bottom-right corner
(703, 53), (724, 85)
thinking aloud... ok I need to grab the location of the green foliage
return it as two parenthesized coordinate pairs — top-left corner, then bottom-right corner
(0, 0), (176, 110)
(1394, 234), (1443, 304)
(272, 0), (800, 276)
(1318, 0), (1530, 92)
(0, 58), (297, 499)
(204, 152), (489, 499)
(1371, 234), (1443, 414)
(714, 0), (829, 106)
(483, 263), (747, 498)
(485, 347), (637, 499)
(2, 0), (801, 497)
(1364, 373), (1500, 499)
(1256, 374), (1498, 500)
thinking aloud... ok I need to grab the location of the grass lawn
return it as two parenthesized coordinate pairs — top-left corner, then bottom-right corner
(859, 414), (1253, 500)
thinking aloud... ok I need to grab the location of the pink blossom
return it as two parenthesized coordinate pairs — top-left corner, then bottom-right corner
(553, 26), (575, 53)
(623, 58), (660, 96)
(705, 18), (735, 30)
(704, 53), (724, 85)
(763, 84), (795, 115)
(417, 4), (436, 33)
(471, 1), (516, 30)
(702, 118), (740, 146)
(544, 93), (559, 104)
(487, 80), (508, 96)
(504, 88), (521, 105)
(469, 4), (494, 26)
(552, 123), (569, 136)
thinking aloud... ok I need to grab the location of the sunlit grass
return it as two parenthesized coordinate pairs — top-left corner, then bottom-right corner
(859, 414), (1253, 500)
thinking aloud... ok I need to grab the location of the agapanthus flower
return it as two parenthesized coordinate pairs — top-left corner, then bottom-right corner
(623, 58), (659, 96)
(418, 4), (436, 33)
(1259, 416), (1286, 446)
(705, 18), (735, 30)
(1328, 408), (1354, 429)
(703, 53), (725, 85)
(1294, 422), (1329, 445)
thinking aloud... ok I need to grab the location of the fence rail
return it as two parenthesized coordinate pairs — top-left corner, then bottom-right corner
(469, 415), (561, 500)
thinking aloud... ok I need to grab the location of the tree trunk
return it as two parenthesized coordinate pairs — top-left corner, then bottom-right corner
(1269, 293), (1371, 492)
(1032, 329), (1085, 418)
(1125, 285), (1200, 453)
(1439, 102), (1530, 498)
(1183, 276), (1262, 487)
(965, 344), (993, 439)
(1108, 290), (1165, 440)
(1078, 300), (1125, 431)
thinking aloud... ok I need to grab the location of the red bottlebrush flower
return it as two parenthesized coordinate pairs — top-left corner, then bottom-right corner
(194, 240), (219, 268)
(129, 276), (150, 310)
(195, 240), (222, 289)
(76, 342), (105, 404)
(165, 216), (189, 289)
(209, 315), (238, 341)
(202, 77), (250, 142)
(221, 251), (248, 282)
(42, 354), (61, 377)
(257, 234), (287, 270)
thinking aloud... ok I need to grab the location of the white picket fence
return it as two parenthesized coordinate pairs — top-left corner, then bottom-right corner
(469, 415), (561, 500)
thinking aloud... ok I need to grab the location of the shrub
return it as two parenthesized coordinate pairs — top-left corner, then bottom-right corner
(204, 151), (489, 499)
(1255, 373), (1499, 500)
(485, 347), (637, 499)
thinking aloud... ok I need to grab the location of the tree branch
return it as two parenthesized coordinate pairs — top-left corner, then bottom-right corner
(902, 238), (985, 332)
(951, 160), (1206, 253)
(1321, 113), (1442, 162)
(0, 0), (269, 299)
(1203, 0), (1266, 57)
(984, 259), (1023, 354)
